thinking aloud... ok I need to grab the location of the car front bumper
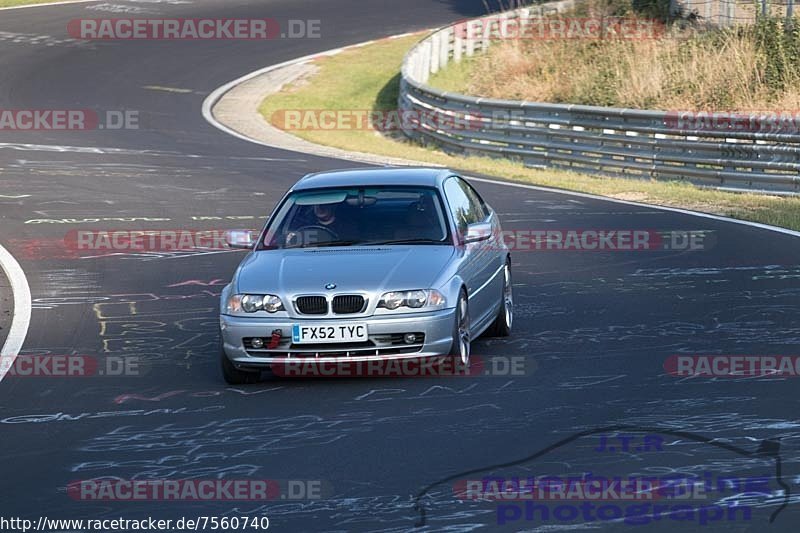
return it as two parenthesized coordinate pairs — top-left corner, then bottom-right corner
(220, 307), (456, 368)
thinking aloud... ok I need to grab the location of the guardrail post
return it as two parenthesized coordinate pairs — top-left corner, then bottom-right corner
(411, 53), (421, 82)
(453, 27), (463, 62)
(439, 28), (451, 69)
(481, 15), (496, 53)
(465, 18), (479, 56)
(439, 28), (453, 68)
(430, 32), (441, 74)
(421, 41), (431, 83)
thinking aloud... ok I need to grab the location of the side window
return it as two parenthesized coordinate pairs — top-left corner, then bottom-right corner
(459, 180), (488, 221)
(443, 177), (474, 234)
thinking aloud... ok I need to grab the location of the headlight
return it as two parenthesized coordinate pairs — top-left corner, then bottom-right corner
(381, 291), (405, 310)
(241, 294), (264, 313)
(226, 294), (284, 314)
(263, 295), (283, 313)
(378, 289), (446, 310)
(406, 290), (427, 308)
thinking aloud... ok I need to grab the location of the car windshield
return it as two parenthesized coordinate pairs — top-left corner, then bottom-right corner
(259, 186), (450, 249)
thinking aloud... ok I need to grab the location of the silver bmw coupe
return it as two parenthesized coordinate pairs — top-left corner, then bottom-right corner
(219, 167), (512, 383)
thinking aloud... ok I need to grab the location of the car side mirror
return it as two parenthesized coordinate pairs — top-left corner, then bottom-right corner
(463, 222), (492, 244)
(225, 229), (256, 249)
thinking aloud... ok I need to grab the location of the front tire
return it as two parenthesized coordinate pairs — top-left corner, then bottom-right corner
(449, 289), (471, 368)
(220, 336), (260, 385)
(487, 260), (513, 337)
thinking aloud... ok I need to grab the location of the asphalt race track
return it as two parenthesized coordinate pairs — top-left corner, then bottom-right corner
(1, 1), (799, 531)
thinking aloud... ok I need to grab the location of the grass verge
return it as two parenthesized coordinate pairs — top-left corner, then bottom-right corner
(429, 10), (800, 110)
(428, 30), (800, 110)
(259, 34), (800, 231)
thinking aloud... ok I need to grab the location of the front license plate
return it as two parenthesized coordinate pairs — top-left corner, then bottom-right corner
(292, 323), (368, 344)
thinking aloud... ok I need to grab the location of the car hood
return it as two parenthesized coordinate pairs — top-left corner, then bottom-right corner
(235, 246), (455, 295)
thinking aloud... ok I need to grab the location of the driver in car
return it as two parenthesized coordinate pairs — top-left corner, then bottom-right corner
(311, 203), (357, 241)
(285, 202), (358, 247)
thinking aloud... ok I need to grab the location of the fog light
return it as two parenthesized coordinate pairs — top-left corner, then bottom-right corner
(251, 338), (264, 349)
(404, 333), (417, 344)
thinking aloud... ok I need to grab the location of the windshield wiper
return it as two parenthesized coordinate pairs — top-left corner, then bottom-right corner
(295, 240), (358, 248)
(360, 238), (447, 246)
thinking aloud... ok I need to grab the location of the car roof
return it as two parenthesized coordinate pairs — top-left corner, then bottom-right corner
(292, 167), (457, 191)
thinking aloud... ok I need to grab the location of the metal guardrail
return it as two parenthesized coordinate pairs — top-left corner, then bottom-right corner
(398, 4), (800, 194)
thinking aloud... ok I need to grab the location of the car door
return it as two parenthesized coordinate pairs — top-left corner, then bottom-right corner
(459, 179), (505, 327)
(443, 176), (497, 331)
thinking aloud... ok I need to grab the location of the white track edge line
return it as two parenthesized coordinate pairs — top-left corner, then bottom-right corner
(0, 242), (31, 382)
(202, 37), (800, 241)
(466, 176), (800, 238)
(0, 0), (94, 11)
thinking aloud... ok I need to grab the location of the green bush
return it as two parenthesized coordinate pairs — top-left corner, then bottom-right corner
(572, 0), (633, 17)
(752, 10), (800, 92)
(631, 0), (674, 22)
(574, 0), (683, 22)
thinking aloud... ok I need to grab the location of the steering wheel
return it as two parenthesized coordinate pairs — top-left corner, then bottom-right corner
(286, 224), (340, 246)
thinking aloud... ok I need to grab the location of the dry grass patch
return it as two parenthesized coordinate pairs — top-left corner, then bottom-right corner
(431, 17), (800, 110)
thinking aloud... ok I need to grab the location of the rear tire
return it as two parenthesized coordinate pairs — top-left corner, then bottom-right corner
(449, 289), (471, 369)
(220, 336), (260, 385)
(487, 260), (513, 337)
